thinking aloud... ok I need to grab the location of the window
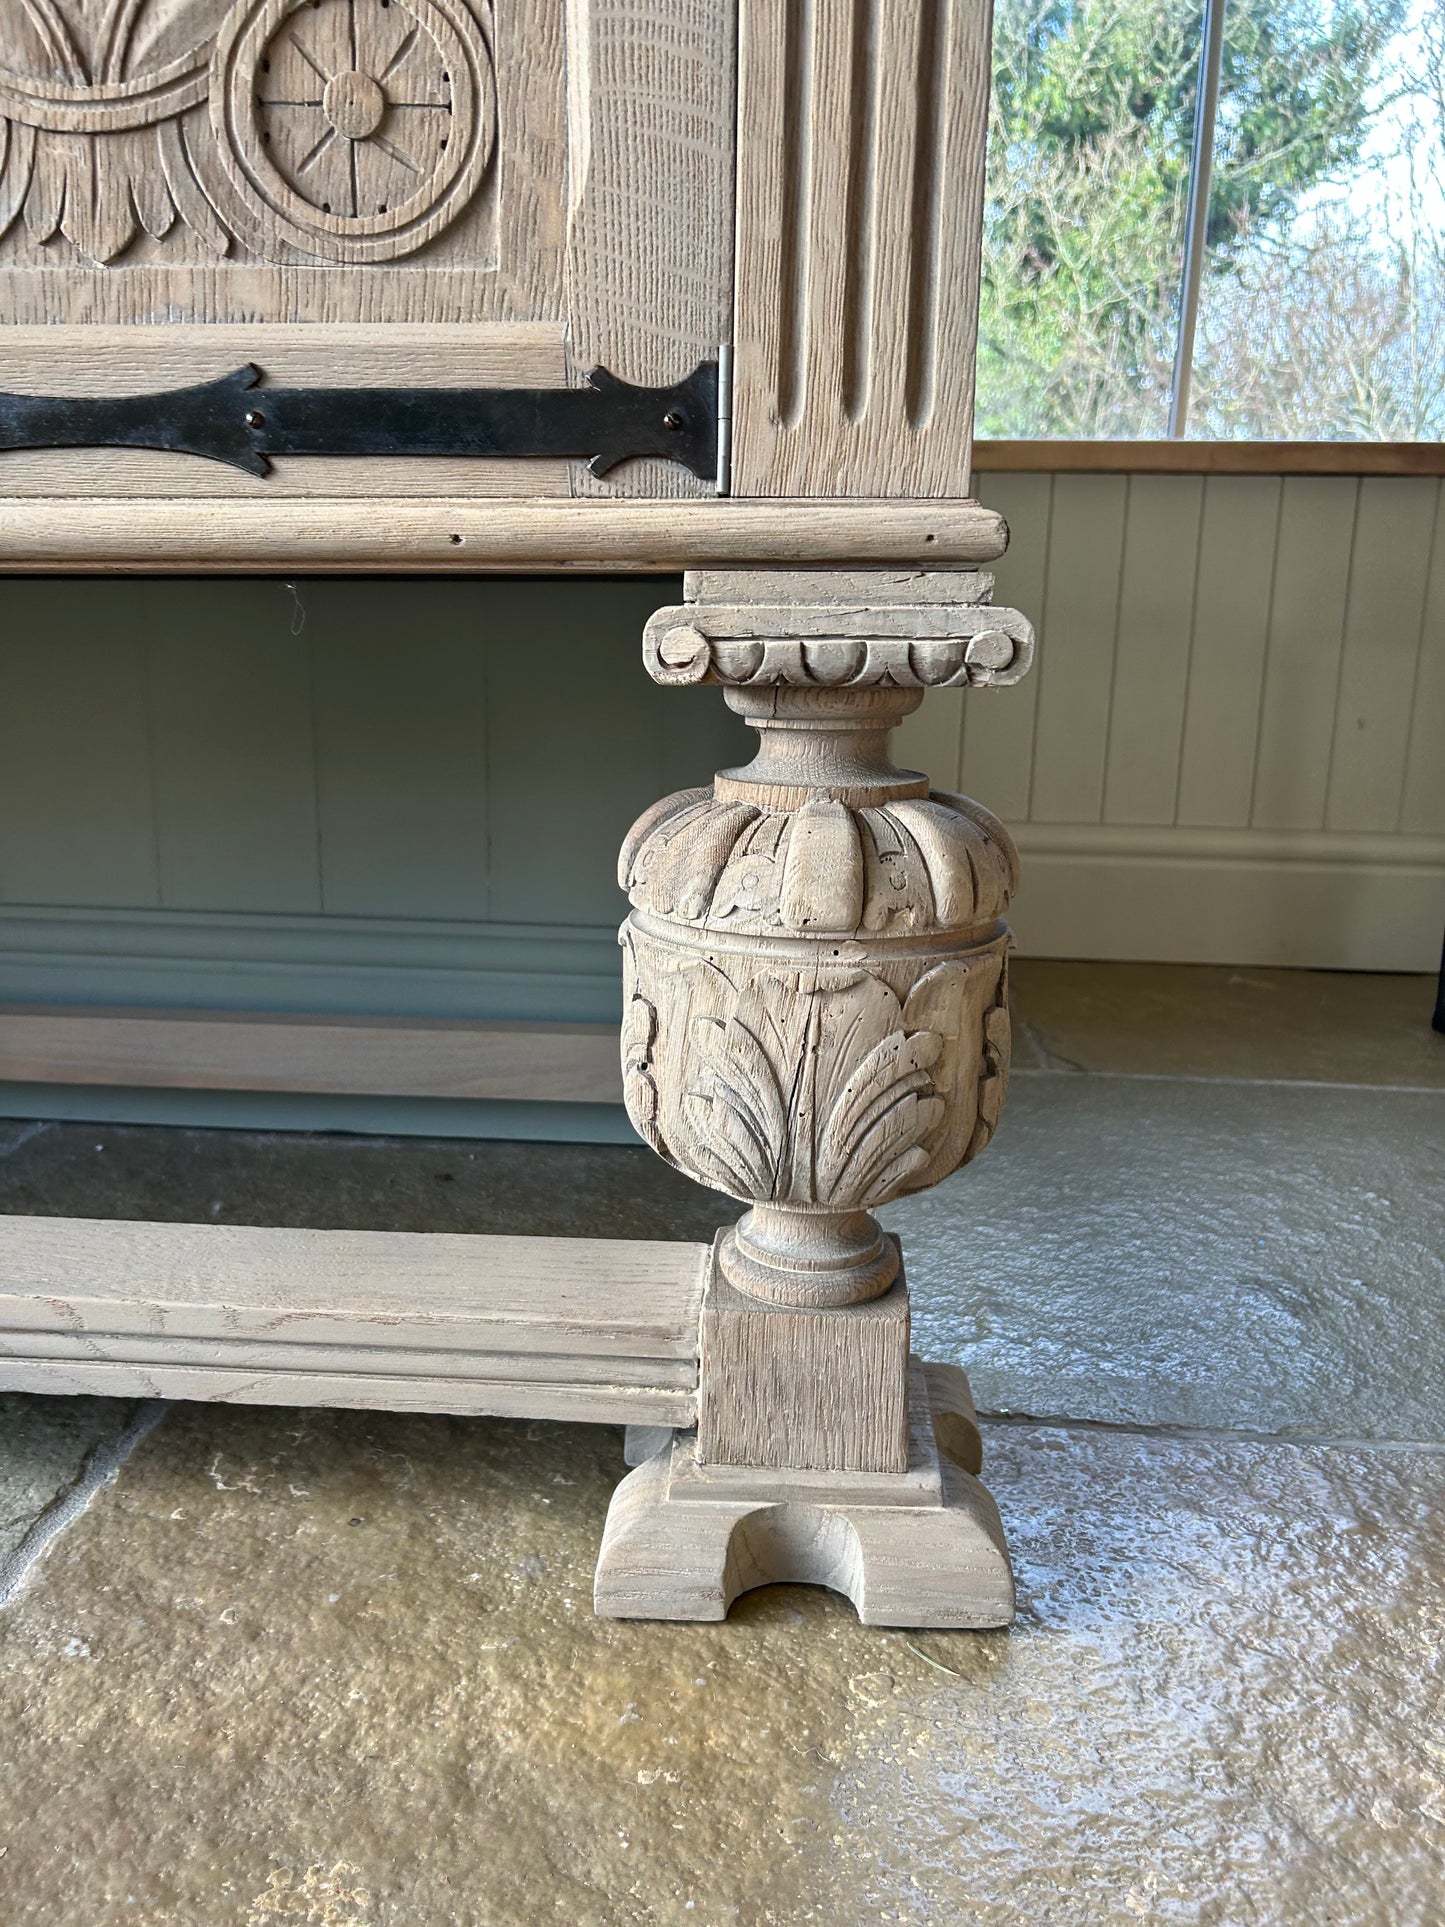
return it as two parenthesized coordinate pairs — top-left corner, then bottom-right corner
(977, 0), (1445, 440)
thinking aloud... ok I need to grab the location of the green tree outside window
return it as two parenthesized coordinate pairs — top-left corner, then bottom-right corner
(978, 0), (1445, 439)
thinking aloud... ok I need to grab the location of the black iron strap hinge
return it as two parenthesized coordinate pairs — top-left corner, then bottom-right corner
(0, 359), (721, 484)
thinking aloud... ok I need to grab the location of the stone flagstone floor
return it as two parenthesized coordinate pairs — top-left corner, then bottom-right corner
(0, 961), (1441, 1926)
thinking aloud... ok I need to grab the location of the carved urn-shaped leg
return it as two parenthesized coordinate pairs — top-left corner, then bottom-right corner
(620, 675), (1015, 1311)
(597, 568), (1035, 1627)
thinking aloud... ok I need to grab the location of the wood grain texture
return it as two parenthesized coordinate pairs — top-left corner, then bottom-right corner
(620, 655), (1016, 1309)
(642, 569), (1034, 690)
(0, 1356), (694, 1426)
(594, 1360), (1014, 1626)
(564, 0), (735, 500)
(0, 0), (505, 302)
(731, 0), (990, 497)
(697, 1263), (910, 1473)
(0, 0), (735, 513)
(0, 1215), (708, 1424)
(0, 1008), (623, 1103)
(975, 441), (1445, 476)
(0, 497), (1009, 569)
(0, 1216), (705, 1355)
(688, 568), (997, 606)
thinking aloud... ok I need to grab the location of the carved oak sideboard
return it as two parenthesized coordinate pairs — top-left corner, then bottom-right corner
(0, 0), (1036, 1627)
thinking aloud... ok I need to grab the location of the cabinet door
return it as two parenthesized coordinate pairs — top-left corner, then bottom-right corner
(0, 0), (735, 516)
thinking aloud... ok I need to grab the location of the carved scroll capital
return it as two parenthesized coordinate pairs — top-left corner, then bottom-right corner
(642, 568), (1035, 691)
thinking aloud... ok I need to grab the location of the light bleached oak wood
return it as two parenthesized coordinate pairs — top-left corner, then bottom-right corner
(0, 0), (733, 510)
(698, 1253), (911, 1473)
(621, 568), (1019, 1316)
(730, 0), (991, 498)
(0, 1216), (709, 1425)
(564, 0), (735, 500)
(642, 565), (1036, 691)
(0, 0), (498, 268)
(0, 0), (507, 308)
(0, 496), (1009, 570)
(594, 1360), (1014, 1626)
(688, 568), (996, 606)
(607, 563), (1025, 1614)
(0, 1007), (622, 1103)
(0, 1357), (692, 1426)
(0, 8), (1032, 1626)
(0, 1329), (692, 1390)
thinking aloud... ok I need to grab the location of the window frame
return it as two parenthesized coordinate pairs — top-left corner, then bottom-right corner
(980, 0), (1443, 462)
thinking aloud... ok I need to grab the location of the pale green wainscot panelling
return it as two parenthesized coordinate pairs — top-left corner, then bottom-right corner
(0, 575), (751, 1141)
(2, 475), (1443, 1144)
(899, 470), (1445, 977)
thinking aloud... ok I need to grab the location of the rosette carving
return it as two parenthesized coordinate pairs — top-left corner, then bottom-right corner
(0, 0), (496, 262)
(212, 0), (496, 262)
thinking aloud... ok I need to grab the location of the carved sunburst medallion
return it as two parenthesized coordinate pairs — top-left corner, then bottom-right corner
(212, 0), (494, 261)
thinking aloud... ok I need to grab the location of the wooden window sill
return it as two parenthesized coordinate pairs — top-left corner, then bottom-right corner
(974, 441), (1445, 476)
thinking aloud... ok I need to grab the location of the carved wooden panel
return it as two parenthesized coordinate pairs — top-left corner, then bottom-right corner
(0, 0), (736, 505)
(0, 0), (497, 267)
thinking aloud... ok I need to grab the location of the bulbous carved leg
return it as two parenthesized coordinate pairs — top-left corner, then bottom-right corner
(619, 673), (1018, 1312)
(597, 568), (1035, 1625)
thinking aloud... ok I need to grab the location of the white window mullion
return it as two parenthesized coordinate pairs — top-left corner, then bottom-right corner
(1169, 0), (1228, 438)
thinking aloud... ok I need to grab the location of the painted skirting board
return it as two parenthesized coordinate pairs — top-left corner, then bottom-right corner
(1009, 826), (1445, 972)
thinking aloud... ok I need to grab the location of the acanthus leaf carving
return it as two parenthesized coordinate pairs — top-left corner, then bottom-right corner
(619, 926), (665, 1161)
(0, 0), (496, 263)
(623, 573), (1028, 1309)
(621, 939), (1006, 1218)
(643, 607), (1037, 691)
(0, 0), (226, 260)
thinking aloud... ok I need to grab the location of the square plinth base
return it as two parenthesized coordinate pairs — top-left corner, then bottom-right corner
(698, 1248), (911, 1473)
(597, 1359), (1013, 1628)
